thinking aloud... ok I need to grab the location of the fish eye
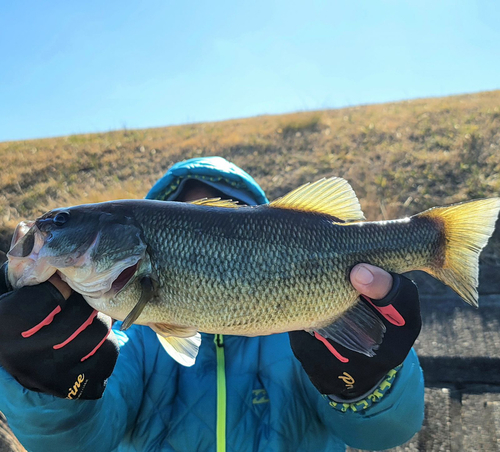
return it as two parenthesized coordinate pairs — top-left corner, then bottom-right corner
(53, 211), (70, 226)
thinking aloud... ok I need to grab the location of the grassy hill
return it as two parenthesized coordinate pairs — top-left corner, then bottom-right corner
(1, 90), (500, 259)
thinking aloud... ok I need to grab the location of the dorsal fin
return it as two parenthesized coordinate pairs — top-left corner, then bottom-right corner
(269, 178), (365, 221)
(189, 198), (241, 208)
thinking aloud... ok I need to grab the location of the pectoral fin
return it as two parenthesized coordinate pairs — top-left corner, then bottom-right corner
(313, 300), (386, 357)
(150, 323), (201, 367)
(120, 276), (156, 331)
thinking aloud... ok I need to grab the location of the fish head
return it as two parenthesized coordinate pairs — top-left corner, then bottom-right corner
(8, 203), (148, 299)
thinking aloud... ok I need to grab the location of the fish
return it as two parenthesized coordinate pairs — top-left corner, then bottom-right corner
(7, 178), (500, 366)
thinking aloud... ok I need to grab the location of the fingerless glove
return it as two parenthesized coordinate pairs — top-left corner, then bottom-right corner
(289, 273), (421, 400)
(0, 263), (119, 399)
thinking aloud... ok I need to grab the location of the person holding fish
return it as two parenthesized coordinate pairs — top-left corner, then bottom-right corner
(4, 154), (496, 451)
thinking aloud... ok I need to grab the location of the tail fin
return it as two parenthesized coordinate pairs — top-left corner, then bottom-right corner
(417, 198), (500, 307)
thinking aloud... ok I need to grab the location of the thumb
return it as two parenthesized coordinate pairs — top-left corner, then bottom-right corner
(350, 264), (393, 300)
(48, 274), (72, 300)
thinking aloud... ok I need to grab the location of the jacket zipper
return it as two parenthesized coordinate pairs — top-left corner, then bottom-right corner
(214, 334), (226, 452)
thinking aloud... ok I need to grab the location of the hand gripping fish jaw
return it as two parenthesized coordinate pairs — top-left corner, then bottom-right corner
(8, 204), (149, 299)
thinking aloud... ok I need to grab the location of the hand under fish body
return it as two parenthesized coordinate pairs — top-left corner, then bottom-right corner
(7, 178), (500, 366)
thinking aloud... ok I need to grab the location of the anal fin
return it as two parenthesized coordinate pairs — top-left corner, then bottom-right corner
(313, 300), (386, 357)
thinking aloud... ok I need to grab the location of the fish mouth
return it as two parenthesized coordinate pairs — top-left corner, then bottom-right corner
(7, 222), (57, 288)
(9, 222), (43, 258)
(110, 261), (140, 294)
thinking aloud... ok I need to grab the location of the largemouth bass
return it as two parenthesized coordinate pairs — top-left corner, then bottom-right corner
(7, 178), (500, 366)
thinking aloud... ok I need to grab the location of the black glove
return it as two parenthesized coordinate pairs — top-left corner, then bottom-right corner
(0, 262), (119, 400)
(289, 273), (421, 400)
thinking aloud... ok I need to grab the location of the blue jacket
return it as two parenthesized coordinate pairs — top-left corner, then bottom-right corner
(0, 326), (423, 451)
(0, 157), (424, 451)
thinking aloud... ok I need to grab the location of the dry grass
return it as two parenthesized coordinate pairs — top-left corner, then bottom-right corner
(1, 90), (500, 259)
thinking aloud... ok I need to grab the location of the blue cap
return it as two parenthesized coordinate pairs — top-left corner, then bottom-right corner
(146, 156), (269, 206)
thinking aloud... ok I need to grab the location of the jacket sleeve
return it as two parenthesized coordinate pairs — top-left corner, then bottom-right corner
(0, 326), (146, 452)
(310, 348), (424, 450)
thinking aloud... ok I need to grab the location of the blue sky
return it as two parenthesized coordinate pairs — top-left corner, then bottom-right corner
(1, 0), (499, 142)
